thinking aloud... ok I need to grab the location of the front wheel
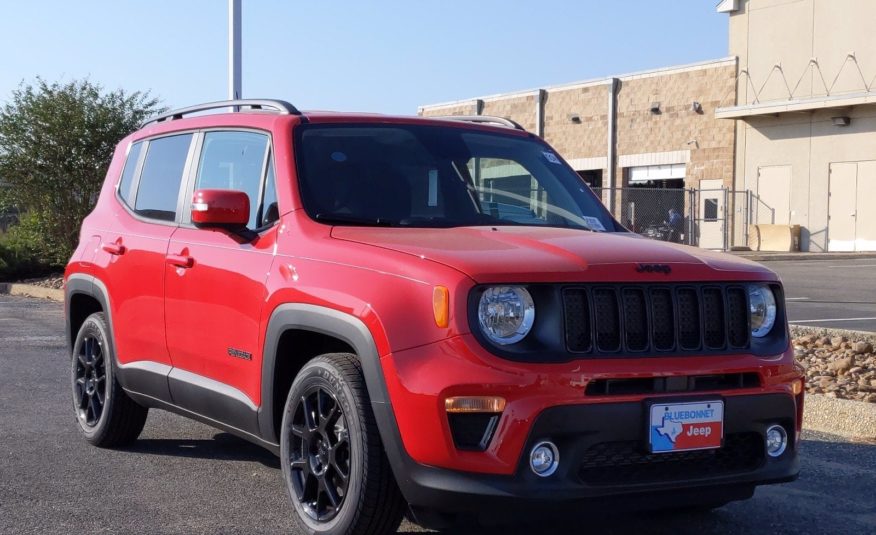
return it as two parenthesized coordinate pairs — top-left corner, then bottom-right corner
(280, 353), (405, 535)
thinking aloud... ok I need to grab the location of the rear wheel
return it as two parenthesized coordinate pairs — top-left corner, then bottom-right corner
(71, 312), (148, 447)
(280, 353), (405, 535)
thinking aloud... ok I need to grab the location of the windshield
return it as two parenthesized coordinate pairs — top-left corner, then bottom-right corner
(295, 124), (616, 231)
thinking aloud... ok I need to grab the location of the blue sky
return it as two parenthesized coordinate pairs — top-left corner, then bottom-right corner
(0, 1), (729, 115)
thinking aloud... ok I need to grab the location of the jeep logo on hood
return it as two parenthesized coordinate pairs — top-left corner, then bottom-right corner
(636, 263), (672, 275)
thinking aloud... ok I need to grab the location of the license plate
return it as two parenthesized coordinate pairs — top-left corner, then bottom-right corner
(649, 400), (724, 453)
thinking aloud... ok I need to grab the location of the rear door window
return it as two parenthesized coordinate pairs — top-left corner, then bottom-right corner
(135, 134), (193, 221)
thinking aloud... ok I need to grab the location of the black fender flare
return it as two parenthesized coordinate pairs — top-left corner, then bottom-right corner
(258, 304), (396, 441)
(258, 304), (415, 491)
(65, 274), (114, 356)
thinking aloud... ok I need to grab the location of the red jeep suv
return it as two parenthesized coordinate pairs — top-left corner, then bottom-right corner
(65, 99), (803, 534)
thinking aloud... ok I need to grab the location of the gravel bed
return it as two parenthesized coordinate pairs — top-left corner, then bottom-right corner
(15, 274), (64, 290)
(791, 325), (876, 403)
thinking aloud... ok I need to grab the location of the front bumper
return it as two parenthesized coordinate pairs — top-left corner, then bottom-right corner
(371, 334), (802, 514)
(390, 393), (798, 513)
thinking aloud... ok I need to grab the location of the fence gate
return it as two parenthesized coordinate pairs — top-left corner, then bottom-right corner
(696, 181), (728, 250)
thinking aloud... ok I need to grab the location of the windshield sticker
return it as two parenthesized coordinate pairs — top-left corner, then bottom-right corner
(543, 151), (561, 165)
(427, 169), (439, 207)
(582, 216), (606, 231)
(331, 151), (348, 162)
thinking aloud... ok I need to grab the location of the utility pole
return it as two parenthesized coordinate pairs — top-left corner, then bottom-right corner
(229, 0), (242, 107)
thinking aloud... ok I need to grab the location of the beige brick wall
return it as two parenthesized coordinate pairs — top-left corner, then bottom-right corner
(418, 102), (478, 117)
(616, 64), (737, 188)
(419, 60), (737, 189)
(480, 93), (539, 133)
(543, 84), (609, 158)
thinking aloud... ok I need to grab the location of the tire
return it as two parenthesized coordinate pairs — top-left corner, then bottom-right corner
(280, 353), (405, 535)
(71, 312), (148, 447)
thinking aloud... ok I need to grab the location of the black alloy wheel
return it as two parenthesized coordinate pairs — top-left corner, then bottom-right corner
(70, 312), (148, 447)
(73, 335), (107, 427)
(287, 385), (351, 522)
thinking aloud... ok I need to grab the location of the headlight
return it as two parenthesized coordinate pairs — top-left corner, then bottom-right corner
(748, 284), (777, 338)
(477, 286), (535, 345)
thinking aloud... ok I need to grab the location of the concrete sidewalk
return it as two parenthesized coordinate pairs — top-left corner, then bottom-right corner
(730, 250), (876, 262)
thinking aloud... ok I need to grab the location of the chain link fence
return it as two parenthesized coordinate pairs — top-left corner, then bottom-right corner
(597, 187), (768, 251)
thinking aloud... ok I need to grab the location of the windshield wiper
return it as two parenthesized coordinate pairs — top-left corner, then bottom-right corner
(314, 213), (394, 227)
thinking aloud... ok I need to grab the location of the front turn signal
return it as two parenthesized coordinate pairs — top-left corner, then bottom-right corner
(445, 396), (506, 413)
(432, 286), (449, 328)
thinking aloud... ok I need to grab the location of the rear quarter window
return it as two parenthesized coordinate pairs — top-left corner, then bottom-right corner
(118, 141), (143, 205)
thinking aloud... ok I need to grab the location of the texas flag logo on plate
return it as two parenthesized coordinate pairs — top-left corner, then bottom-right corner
(649, 401), (724, 453)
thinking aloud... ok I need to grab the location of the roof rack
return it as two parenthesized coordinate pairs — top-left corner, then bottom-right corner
(432, 115), (525, 131)
(140, 99), (301, 128)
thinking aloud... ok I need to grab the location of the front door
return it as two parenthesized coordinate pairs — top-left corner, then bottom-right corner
(164, 131), (280, 432)
(698, 179), (724, 250)
(829, 163), (857, 252)
(856, 162), (876, 251)
(757, 165), (791, 225)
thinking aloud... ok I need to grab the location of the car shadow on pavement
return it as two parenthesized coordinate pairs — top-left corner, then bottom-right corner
(127, 432), (281, 469)
(397, 434), (876, 535)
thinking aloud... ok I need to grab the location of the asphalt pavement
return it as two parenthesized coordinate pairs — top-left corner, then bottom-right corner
(2, 295), (875, 534)
(761, 258), (876, 332)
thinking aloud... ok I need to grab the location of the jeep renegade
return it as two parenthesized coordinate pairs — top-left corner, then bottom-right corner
(65, 99), (802, 534)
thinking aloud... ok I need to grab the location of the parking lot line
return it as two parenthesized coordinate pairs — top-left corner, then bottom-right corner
(790, 317), (876, 324)
(824, 264), (876, 269)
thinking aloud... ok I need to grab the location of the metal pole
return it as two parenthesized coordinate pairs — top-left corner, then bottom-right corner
(723, 187), (730, 251)
(535, 89), (546, 138)
(229, 0), (242, 108)
(688, 188), (696, 246)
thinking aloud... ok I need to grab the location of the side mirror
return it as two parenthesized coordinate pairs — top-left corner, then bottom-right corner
(191, 189), (249, 228)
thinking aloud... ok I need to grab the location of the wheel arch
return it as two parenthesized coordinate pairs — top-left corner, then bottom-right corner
(65, 274), (114, 356)
(259, 304), (393, 445)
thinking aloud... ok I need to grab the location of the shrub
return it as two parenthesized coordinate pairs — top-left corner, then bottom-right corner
(0, 78), (163, 266)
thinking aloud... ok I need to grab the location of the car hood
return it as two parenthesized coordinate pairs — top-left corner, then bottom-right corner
(330, 226), (776, 283)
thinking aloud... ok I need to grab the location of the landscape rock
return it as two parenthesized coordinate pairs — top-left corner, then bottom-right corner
(853, 341), (873, 354)
(792, 325), (876, 404)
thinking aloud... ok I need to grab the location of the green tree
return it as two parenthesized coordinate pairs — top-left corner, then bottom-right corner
(0, 78), (163, 265)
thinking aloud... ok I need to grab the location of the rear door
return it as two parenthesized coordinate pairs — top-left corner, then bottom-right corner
(164, 130), (280, 432)
(96, 134), (194, 381)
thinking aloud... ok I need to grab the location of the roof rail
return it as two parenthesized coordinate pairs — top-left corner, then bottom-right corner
(140, 99), (301, 128)
(432, 115), (525, 131)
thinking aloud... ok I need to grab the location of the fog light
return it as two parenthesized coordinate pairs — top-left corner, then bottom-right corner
(765, 425), (788, 457)
(529, 441), (559, 477)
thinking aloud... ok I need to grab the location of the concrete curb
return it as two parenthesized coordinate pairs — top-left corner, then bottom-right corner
(0, 283), (64, 302)
(803, 394), (876, 441)
(733, 252), (876, 262)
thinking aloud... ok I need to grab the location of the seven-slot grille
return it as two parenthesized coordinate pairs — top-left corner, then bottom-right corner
(564, 285), (750, 355)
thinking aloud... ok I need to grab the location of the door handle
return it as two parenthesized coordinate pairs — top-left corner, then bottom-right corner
(166, 254), (194, 268)
(102, 243), (126, 255)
